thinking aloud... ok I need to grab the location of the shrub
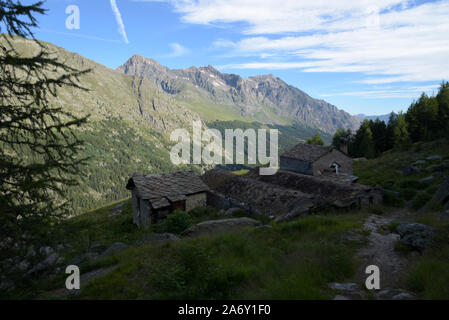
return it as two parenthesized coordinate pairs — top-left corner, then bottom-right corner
(383, 192), (404, 207)
(189, 206), (217, 219)
(157, 210), (192, 234)
(369, 206), (385, 215)
(387, 222), (400, 233)
(427, 201), (444, 212)
(401, 188), (417, 201)
(412, 193), (433, 210)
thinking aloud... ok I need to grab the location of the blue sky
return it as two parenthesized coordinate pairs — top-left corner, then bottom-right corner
(25, 0), (449, 116)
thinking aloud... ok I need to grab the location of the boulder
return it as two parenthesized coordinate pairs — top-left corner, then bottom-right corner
(440, 210), (449, 222)
(377, 288), (415, 300)
(137, 233), (180, 245)
(69, 252), (99, 266)
(328, 283), (364, 299)
(328, 282), (359, 291)
(419, 175), (434, 183)
(224, 207), (243, 216)
(109, 203), (124, 218)
(402, 165), (420, 176)
(426, 155), (442, 161)
(99, 242), (128, 258)
(397, 223), (434, 250)
(433, 176), (449, 208)
(392, 292), (415, 300)
(181, 217), (262, 237)
(413, 160), (426, 166)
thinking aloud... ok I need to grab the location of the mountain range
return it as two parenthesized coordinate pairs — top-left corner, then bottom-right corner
(118, 54), (362, 134)
(5, 37), (363, 213)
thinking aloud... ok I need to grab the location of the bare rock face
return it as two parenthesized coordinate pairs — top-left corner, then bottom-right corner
(402, 165), (420, 176)
(181, 218), (262, 237)
(397, 223), (434, 251)
(99, 242), (128, 258)
(118, 55), (362, 134)
(433, 176), (449, 209)
(136, 233), (180, 246)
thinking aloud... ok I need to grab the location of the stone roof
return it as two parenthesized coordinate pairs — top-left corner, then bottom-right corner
(281, 143), (335, 162)
(126, 171), (209, 209)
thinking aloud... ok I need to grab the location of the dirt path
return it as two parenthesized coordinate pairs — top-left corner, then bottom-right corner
(354, 213), (410, 289)
(48, 265), (118, 298)
(332, 211), (417, 300)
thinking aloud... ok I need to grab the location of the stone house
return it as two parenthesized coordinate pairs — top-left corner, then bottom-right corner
(126, 171), (209, 227)
(280, 143), (353, 176)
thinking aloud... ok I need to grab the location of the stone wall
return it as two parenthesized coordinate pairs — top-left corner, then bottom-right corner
(313, 149), (353, 175)
(185, 192), (207, 211)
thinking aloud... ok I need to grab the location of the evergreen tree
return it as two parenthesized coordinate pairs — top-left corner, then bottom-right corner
(392, 112), (411, 149)
(406, 93), (438, 142)
(370, 119), (388, 155)
(306, 133), (324, 145)
(0, 0), (90, 274)
(353, 120), (375, 158)
(436, 81), (449, 136)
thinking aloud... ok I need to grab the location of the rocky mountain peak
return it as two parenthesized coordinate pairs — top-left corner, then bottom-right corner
(117, 56), (363, 134)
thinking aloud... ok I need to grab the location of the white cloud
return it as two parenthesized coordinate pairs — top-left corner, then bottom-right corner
(320, 85), (441, 99)
(167, 42), (190, 57)
(153, 0), (449, 87)
(110, 0), (129, 44)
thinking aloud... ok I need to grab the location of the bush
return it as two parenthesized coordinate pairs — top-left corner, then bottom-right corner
(401, 188), (417, 201)
(412, 193), (433, 210)
(383, 192), (404, 207)
(156, 210), (192, 234)
(369, 206), (385, 215)
(189, 206), (217, 219)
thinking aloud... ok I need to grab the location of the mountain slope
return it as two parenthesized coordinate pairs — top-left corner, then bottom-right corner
(118, 55), (362, 134)
(3, 37), (348, 213)
(2, 37), (202, 213)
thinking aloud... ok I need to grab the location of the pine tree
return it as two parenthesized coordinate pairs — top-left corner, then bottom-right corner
(436, 81), (449, 136)
(0, 0), (90, 276)
(306, 133), (324, 145)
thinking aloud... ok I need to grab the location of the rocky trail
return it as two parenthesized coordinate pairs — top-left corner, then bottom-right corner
(331, 210), (421, 300)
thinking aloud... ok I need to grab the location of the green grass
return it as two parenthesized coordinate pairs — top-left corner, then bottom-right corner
(355, 139), (449, 212)
(404, 217), (449, 299)
(23, 201), (366, 300)
(75, 214), (364, 300)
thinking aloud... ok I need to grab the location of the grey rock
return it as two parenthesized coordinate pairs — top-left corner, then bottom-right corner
(419, 175), (434, 183)
(40, 246), (54, 256)
(258, 224), (273, 230)
(181, 217), (262, 237)
(225, 207), (242, 216)
(69, 252), (99, 266)
(397, 223), (434, 250)
(426, 155), (442, 161)
(43, 252), (59, 266)
(402, 165), (420, 176)
(100, 242), (128, 258)
(137, 233), (180, 245)
(413, 160), (426, 166)
(433, 176), (449, 208)
(440, 210), (449, 222)
(89, 244), (107, 254)
(392, 292), (415, 300)
(109, 203), (125, 218)
(333, 295), (350, 300)
(328, 282), (360, 291)
(0, 280), (14, 291)
(377, 288), (404, 299)
(18, 260), (30, 272)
